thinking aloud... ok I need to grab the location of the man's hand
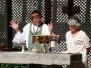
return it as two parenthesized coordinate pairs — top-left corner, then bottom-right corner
(9, 20), (19, 32)
(48, 21), (53, 35)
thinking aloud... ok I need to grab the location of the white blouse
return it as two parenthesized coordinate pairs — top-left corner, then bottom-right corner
(66, 30), (90, 62)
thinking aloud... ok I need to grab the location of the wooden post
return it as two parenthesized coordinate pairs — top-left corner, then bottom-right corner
(7, 0), (13, 49)
(44, 0), (51, 24)
(68, 0), (73, 18)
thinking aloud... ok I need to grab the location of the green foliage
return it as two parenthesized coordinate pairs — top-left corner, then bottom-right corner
(1, 64), (27, 68)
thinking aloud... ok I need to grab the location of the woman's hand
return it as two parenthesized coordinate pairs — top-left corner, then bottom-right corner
(9, 20), (19, 32)
(86, 47), (91, 55)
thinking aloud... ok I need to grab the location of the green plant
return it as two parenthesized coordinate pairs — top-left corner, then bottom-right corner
(1, 64), (27, 68)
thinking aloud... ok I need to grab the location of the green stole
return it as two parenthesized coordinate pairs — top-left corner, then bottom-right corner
(28, 23), (43, 52)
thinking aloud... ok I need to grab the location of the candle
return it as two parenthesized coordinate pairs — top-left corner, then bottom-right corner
(51, 41), (56, 47)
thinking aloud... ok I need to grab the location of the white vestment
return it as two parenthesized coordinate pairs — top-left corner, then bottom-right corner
(13, 23), (50, 48)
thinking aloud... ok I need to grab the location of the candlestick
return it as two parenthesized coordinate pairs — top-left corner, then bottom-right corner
(21, 44), (25, 53)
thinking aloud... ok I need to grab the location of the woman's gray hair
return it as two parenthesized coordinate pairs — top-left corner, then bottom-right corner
(68, 16), (81, 27)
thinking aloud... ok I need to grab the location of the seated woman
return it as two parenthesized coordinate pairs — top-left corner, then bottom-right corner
(64, 16), (91, 68)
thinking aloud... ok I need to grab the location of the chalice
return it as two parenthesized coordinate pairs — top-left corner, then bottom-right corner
(20, 41), (26, 53)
